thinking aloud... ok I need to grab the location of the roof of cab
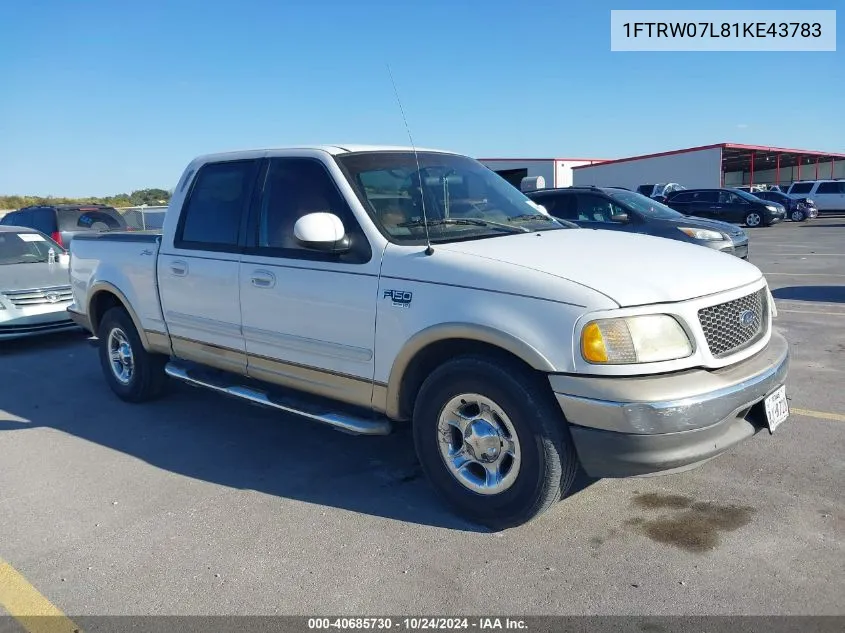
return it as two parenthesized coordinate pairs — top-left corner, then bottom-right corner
(190, 144), (462, 165)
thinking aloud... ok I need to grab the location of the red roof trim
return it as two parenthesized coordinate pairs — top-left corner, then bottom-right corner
(571, 143), (845, 169)
(721, 143), (845, 157)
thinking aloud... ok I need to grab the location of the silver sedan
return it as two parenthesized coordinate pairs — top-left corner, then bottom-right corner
(0, 225), (80, 340)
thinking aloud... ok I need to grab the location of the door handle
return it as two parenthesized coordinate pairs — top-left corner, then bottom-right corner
(169, 260), (188, 276)
(250, 270), (276, 288)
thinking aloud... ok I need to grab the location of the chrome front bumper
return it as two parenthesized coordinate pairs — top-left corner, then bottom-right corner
(550, 329), (790, 477)
(0, 304), (80, 340)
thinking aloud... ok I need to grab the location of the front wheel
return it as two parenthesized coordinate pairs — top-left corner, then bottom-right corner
(412, 356), (579, 530)
(98, 307), (168, 402)
(791, 209), (806, 222)
(744, 211), (763, 228)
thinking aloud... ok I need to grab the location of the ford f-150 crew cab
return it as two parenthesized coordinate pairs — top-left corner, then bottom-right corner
(68, 145), (791, 529)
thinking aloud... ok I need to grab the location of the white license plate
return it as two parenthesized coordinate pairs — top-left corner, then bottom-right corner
(764, 385), (789, 433)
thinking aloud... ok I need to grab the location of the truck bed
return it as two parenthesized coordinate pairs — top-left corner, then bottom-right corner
(69, 232), (167, 337)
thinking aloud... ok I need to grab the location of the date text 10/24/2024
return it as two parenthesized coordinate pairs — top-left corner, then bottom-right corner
(308, 618), (528, 630)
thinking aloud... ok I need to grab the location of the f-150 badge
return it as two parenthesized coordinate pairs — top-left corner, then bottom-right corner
(383, 289), (413, 308)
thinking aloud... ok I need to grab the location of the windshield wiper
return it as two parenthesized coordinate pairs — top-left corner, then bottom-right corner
(508, 214), (576, 228)
(398, 218), (529, 234)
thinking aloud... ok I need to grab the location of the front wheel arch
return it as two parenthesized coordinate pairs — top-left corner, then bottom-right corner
(389, 333), (553, 421)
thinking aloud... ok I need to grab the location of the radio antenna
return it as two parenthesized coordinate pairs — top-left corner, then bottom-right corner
(387, 63), (434, 256)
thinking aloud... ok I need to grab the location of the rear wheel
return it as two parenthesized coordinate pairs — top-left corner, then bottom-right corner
(744, 212), (763, 228)
(98, 307), (168, 402)
(412, 356), (579, 530)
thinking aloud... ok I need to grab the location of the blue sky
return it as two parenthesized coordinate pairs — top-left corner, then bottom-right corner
(0, 0), (841, 196)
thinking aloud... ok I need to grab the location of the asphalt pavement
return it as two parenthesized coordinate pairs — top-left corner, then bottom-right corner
(0, 217), (843, 619)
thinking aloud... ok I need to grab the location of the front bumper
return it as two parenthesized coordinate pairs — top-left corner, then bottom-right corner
(550, 329), (789, 477)
(0, 303), (80, 340)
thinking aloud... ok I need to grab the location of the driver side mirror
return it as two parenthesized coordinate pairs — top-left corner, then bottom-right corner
(293, 213), (351, 253)
(610, 213), (629, 223)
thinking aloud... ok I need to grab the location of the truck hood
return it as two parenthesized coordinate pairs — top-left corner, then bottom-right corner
(437, 229), (763, 307)
(0, 261), (72, 292)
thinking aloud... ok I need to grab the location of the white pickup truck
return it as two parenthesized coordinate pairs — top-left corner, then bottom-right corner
(68, 145), (790, 529)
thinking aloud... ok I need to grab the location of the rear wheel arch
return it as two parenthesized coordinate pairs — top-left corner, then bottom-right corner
(88, 284), (151, 351)
(386, 324), (556, 421)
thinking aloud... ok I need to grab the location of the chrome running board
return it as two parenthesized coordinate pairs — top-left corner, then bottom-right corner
(164, 362), (392, 436)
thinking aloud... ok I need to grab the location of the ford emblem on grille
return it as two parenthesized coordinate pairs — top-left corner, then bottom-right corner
(45, 292), (59, 303)
(739, 309), (756, 328)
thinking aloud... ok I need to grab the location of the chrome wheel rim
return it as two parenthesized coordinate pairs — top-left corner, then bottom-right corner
(436, 393), (521, 495)
(791, 210), (803, 221)
(746, 213), (762, 227)
(107, 327), (134, 385)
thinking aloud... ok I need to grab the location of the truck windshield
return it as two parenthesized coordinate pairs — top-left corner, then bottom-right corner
(607, 190), (684, 220)
(334, 151), (571, 244)
(0, 231), (64, 265)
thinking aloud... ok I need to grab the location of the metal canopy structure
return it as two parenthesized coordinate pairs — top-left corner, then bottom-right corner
(720, 143), (845, 186)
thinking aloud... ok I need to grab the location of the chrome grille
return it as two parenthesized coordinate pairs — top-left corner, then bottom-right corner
(2, 285), (73, 307)
(698, 289), (768, 358)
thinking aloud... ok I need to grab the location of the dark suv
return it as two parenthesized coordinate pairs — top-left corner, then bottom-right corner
(664, 188), (786, 227)
(525, 186), (749, 258)
(0, 204), (127, 248)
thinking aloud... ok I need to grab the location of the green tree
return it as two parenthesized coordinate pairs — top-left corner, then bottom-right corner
(1, 189), (171, 210)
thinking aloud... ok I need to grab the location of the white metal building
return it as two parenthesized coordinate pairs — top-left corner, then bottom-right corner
(571, 143), (845, 191)
(478, 157), (606, 190)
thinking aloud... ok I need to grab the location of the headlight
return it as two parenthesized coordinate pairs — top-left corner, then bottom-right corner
(677, 227), (725, 241)
(581, 315), (693, 364)
(765, 205), (778, 212)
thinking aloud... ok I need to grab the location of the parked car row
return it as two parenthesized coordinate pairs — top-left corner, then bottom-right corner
(525, 187), (750, 258)
(664, 188), (787, 227)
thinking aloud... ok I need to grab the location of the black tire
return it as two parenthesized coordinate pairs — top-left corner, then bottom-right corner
(412, 355), (579, 530)
(97, 306), (168, 403)
(791, 209), (806, 222)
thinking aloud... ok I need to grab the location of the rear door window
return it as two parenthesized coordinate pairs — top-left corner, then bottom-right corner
(545, 194), (578, 220)
(789, 183), (813, 194)
(691, 191), (718, 203)
(815, 182), (843, 194)
(574, 194), (627, 222)
(176, 159), (261, 250)
(31, 208), (57, 234)
(58, 207), (126, 231)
